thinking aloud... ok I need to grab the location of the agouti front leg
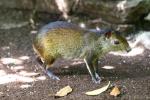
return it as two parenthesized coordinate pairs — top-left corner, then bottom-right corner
(92, 59), (101, 82)
(84, 53), (101, 84)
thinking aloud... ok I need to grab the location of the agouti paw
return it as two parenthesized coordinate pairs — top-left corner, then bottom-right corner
(51, 75), (60, 81)
(95, 73), (101, 80)
(92, 73), (101, 84)
(92, 77), (101, 84)
(46, 70), (60, 81)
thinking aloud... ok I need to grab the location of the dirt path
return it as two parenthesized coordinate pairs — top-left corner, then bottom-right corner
(0, 7), (150, 100)
(0, 25), (150, 100)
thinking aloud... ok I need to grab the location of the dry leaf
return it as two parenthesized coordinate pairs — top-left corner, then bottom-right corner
(110, 86), (120, 96)
(55, 85), (72, 97)
(85, 81), (110, 96)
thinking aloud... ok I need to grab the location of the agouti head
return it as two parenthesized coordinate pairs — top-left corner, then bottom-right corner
(99, 30), (131, 53)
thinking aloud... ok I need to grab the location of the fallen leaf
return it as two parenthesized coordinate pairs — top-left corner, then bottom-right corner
(110, 86), (120, 96)
(55, 85), (72, 97)
(85, 81), (110, 96)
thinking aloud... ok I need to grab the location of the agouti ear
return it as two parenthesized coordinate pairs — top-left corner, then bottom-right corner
(104, 31), (112, 39)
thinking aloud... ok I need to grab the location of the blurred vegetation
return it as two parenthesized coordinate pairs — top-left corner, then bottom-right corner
(0, 0), (149, 35)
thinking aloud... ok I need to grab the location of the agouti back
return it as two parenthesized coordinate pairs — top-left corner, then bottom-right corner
(33, 21), (131, 83)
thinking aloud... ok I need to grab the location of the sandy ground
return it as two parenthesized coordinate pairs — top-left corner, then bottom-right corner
(0, 9), (150, 100)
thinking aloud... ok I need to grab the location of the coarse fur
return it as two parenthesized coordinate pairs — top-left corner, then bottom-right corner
(33, 21), (131, 83)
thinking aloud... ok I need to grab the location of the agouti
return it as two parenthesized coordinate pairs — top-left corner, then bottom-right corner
(33, 21), (131, 83)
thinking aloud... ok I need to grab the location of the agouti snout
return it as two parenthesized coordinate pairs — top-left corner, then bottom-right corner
(33, 21), (131, 83)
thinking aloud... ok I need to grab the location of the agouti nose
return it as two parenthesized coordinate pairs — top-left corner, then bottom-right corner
(126, 47), (131, 52)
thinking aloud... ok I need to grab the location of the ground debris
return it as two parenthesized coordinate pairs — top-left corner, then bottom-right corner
(85, 81), (110, 96)
(110, 86), (121, 97)
(53, 85), (72, 98)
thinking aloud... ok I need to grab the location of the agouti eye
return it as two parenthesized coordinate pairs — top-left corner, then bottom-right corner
(114, 40), (120, 45)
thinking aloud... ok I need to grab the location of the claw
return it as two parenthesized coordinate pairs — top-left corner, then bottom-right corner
(92, 73), (101, 84)
(92, 77), (101, 84)
(95, 73), (101, 80)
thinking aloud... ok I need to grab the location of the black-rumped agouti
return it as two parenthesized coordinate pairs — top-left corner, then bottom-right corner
(33, 21), (131, 83)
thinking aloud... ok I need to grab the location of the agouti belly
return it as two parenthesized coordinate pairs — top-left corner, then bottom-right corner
(33, 21), (131, 83)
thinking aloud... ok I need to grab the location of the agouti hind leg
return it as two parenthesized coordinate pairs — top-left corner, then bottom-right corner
(36, 56), (60, 80)
(44, 56), (60, 80)
(44, 65), (60, 81)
